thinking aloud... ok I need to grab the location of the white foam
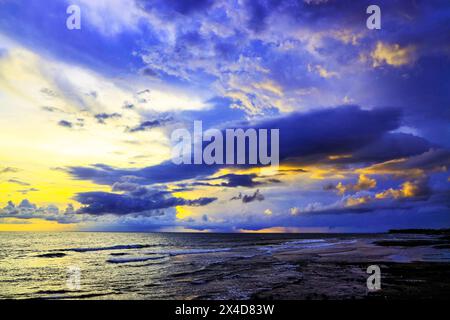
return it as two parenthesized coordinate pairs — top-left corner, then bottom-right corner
(259, 239), (357, 253)
(284, 239), (326, 245)
(66, 244), (151, 252)
(145, 248), (231, 256)
(107, 255), (166, 264)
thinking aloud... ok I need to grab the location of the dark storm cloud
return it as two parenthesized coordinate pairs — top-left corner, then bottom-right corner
(347, 133), (433, 164)
(58, 119), (84, 129)
(190, 173), (274, 188)
(369, 56), (450, 147)
(0, 199), (82, 224)
(94, 113), (122, 124)
(67, 162), (219, 186)
(75, 191), (217, 215)
(396, 149), (450, 171)
(127, 117), (173, 132)
(313, 190), (444, 217)
(139, 0), (214, 15)
(231, 189), (265, 203)
(208, 174), (262, 188)
(367, 148), (450, 174)
(67, 105), (434, 186)
(261, 105), (402, 160)
(58, 120), (73, 128)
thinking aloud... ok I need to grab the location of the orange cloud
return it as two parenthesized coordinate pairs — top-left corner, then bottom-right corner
(336, 174), (376, 195)
(0, 218), (76, 232)
(371, 42), (416, 67)
(375, 180), (428, 199)
(345, 195), (371, 207)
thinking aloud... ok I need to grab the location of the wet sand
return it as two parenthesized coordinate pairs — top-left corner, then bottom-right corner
(249, 239), (450, 300)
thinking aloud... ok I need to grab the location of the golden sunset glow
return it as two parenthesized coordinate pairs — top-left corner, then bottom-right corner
(0, 218), (76, 232)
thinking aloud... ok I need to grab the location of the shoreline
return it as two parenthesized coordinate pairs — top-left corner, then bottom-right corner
(249, 238), (450, 300)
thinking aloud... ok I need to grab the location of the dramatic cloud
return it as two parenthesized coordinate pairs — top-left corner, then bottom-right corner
(371, 42), (416, 67)
(361, 148), (450, 178)
(68, 105), (414, 186)
(67, 162), (219, 186)
(328, 175), (377, 195)
(231, 189), (265, 203)
(94, 113), (122, 124)
(127, 117), (173, 132)
(75, 190), (217, 215)
(0, 199), (81, 224)
(207, 174), (263, 188)
(0, 0), (449, 231)
(375, 179), (431, 200)
(58, 120), (73, 128)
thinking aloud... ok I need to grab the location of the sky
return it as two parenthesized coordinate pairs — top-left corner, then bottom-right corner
(0, 0), (449, 232)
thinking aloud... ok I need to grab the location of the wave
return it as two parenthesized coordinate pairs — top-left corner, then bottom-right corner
(145, 248), (231, 256)
(30, 290), (115, 299)
(107, 255), (167, 264)
(283, 239), (326, 245)
(259, 239), (357, 253)
(34, 289), (71, 295)
(36, 252), (66, 258)
(62, 244), (152, 253)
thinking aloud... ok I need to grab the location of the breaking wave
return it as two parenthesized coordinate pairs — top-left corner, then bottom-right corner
(61, 244), (152, 253)
(107, 255), (167, 264)
(145, 248), (231, 256)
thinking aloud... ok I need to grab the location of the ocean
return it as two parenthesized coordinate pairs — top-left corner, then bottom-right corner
(1, 232), (448, 299)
